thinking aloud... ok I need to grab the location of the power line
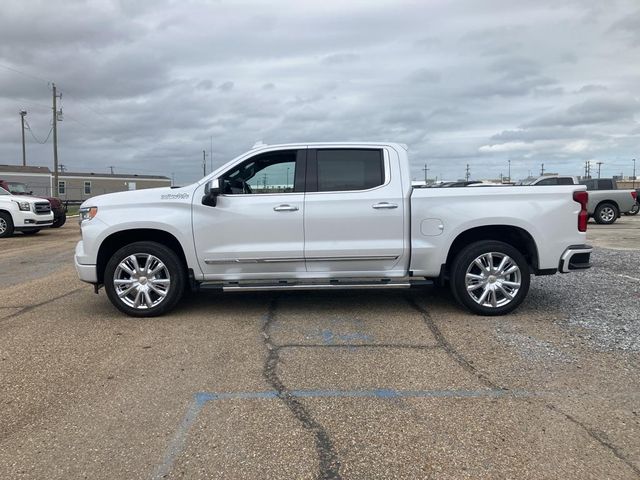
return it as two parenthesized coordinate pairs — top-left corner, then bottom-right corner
(0, 62), (50, 85)
(24, 119), (53, 144)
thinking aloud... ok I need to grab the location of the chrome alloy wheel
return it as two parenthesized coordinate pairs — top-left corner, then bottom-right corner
(465, 252), (521, 308)
(600, 206), (616, 223)
(113, 254), (171, 309)
(0, 217), (6, 235)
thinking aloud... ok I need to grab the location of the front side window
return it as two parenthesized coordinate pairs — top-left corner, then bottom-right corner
(84, 181), (91, 195)
(221, 150), (298, 195)
(316, 149), (384, 192)
(58, 181), (66, 195)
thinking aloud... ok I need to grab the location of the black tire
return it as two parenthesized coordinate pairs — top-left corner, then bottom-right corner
(0, 212), (14, 238)
(449, 240), (530, 316)
(51, 212), (66, 228)
(22, 229), (41, 235)
(624, 203), (639, 216)
(594, 202), (619, 224)
(104, 241), (186, 317)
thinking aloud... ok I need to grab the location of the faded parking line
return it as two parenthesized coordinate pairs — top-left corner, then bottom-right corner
(151, 387), (534, 480)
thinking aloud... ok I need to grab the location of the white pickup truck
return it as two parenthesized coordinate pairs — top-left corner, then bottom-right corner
(0, 186), (54, 238)
(75, 143), (592, 317)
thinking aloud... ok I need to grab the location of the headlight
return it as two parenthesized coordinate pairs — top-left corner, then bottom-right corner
(12, 200), (31, 211)
(79, 206), (98, 223)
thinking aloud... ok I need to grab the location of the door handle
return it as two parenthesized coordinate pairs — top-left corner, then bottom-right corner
(273, 204), (299, 212)
(372, 202), (398, 209)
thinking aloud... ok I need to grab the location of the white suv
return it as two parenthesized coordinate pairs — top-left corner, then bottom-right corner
(0, 186), (54, 237)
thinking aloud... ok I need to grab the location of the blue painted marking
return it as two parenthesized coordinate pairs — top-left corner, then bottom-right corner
(153, 387), (531, 479)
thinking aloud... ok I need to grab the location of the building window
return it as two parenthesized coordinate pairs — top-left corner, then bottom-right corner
(84, 181), (91, 195)
(58, 181), (66, 195)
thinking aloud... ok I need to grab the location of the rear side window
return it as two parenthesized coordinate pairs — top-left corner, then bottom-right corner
(597, 179), (613, 190)
(315, 149), (384, 192)
(557, 177), (574, 185)
(536, 178), (558, 186)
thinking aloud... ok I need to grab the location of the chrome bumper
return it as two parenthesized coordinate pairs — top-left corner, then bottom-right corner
(559, 244), (592, 273)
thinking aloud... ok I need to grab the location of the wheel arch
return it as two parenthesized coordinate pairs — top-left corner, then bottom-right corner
(444, 225), (540, 275)
(96, 229), (188, 284)
(594, 200), (619, 213)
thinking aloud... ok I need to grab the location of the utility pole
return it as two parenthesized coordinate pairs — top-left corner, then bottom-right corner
(20, 110), (27, 166)
(540, 164), (544, 176)
(584, 160), (590, 179)
(596, 161), (603, 179)
(52, 83), (62, 196)
(210, 136), (213, 172)
(422, 163), (429, 183)
(633, 158), (636, 189)
(465, 164), (470, 181)
(507, 159), (511, 181)
(109, 166), (115, 175)
(202, 150), (207, 177)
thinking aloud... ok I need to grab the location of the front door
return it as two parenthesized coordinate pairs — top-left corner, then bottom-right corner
(192, 148), (306, 279)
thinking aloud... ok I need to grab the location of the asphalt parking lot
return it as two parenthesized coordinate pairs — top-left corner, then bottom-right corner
(1, 216), (639, 479)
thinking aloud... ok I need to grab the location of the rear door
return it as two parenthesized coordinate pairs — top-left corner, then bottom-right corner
(303, 147), (405, 275)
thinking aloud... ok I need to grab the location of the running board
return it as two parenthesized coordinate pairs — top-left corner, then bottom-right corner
(198, 279), (433, 292)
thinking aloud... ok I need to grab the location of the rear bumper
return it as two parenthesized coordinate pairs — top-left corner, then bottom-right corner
(559, 244), (592, 273)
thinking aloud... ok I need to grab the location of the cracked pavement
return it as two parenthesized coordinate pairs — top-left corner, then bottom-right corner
(0, 218), (639, 479)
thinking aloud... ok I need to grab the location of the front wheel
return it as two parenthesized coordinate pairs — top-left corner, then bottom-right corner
(104, 241), (186, 317)
(594, 203), (618, 224)
(449, 241), (530, 316)
(51, 212), (67, 228)
(0, 212), (14, 238)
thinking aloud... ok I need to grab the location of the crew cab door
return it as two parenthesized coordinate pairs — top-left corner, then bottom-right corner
(192, 148), (306, 278)
(303, 147), (406, 276)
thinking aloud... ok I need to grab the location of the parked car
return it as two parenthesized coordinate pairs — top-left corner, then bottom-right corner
(75, 142), (592, 318)
(0, 179), (66, 228)
(522, 175), (637, 224)
(623, 188), (639, 216)
(0, 186), (54, 237)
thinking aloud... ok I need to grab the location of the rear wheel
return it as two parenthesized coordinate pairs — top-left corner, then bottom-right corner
(594, 203), (618, 224)
(0, 212), (14, 238)
(22, 229), (41, 235)
(104, 241), (186, 317)
(624, 203), (639, 216)
(450, 240), (530, 316)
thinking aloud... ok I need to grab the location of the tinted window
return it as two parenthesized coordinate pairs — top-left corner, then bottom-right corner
(580, 179), (596, 190)
(597, 179), (614, 190)
(536, 178), (558, 186)
(316, 149), (383, 192)
(558, 177), (574, 185)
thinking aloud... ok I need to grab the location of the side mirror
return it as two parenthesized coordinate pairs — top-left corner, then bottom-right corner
(202, 178), (222, 207)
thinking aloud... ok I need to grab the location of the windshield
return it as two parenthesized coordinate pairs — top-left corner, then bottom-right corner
(8, 182), (28, 193)
(0, 186), (10, 195)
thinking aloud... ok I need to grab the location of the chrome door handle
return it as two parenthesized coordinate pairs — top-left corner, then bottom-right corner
(273, 204), (299, 212)
(372, 202), (398, 209)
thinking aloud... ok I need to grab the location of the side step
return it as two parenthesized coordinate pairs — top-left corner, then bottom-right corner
(198, 278), (433, 292)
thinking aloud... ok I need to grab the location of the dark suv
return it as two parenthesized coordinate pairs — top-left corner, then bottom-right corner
(0, 180), (66, 228)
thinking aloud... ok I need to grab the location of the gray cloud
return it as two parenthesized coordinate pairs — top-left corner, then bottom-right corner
(0, 0), (638, 184)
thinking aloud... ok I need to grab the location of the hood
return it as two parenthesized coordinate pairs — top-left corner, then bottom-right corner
(0, 194), (49, 205)
(80, 185), (195, 209)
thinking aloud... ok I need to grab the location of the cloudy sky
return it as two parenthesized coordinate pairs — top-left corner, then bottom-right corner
(0, 0), (638, 184)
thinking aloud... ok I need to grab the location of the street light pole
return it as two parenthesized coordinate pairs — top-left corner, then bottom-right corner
(20, 110), (27, 166)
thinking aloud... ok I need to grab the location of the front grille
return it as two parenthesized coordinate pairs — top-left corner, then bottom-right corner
(34, 202), (51, 214)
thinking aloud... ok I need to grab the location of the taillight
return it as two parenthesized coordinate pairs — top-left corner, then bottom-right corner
(632, 191), (638, 201)
(573, 190), (588, 232)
